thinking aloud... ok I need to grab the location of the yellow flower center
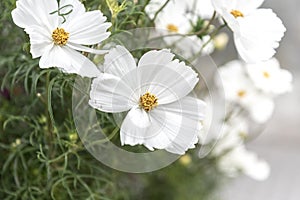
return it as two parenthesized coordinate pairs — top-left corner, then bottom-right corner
(237, 90), (247, 98)
(52, 28), (69, 46)
(166, 24), (179, 33)
(139, 92), (158, 112)
(263, 71), (270, 78)
(230, 10), (244, 18)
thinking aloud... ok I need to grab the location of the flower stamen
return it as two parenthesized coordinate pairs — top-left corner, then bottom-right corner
(263, 71), (270, 78)
(166, 24), (179, 33)
(139, 92), (158, 112)
(231, 10), (244, 18)
(237, 90), (247, 98)
(52, 28), (69, 46)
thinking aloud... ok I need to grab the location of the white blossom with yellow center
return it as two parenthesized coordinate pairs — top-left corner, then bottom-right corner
(89, 46), (206, 155)
(12, 0), (111, 77)
(152, 0), (192, 44)
(246, 58), (293, 95)
(217, 145), (270, 181)
(216, 60), (275, 123)
(211, 0), (286, 63)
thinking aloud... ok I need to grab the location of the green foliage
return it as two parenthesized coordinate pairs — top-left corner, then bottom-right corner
(0, 0), (222, 199)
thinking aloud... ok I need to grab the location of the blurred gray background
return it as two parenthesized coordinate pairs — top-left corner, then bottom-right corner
(219, 0), (300, 199)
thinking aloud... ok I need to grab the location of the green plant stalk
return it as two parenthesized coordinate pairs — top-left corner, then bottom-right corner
(45, 71), (55, 158)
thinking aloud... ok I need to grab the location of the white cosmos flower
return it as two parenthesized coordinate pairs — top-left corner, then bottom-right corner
(218, 145), (270, 181)
(246, 58), (293, 95)
(153, 1), (191, 45)
(12, 0), (111, 77)
(217, 60), (275, 123)
(211, 0), (286, 63)
(89, 46), (206, 155)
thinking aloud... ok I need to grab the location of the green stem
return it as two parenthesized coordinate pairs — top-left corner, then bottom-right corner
(192, 11), (217, 36)
(135, 0), (151, 25)
(189, 24), (226, 62)
(45, 71), (54, 157)
(151, 0), (171, 23)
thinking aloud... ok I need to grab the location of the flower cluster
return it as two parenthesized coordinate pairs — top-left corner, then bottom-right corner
(12, 0), (292, 181)
(217, 58), (292, 123)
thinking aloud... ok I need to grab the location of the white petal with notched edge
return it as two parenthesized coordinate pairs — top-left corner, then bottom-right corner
(11, 0), (58, 31)
(138, 49), (175, 68)
(137, 59), (199, 105)
(89, 73), (135, 113)
(103, 45), (137, 78)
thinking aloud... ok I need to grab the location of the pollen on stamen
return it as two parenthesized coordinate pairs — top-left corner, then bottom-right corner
(52, 28), (69, 46)
(237, 90), (246, 98)
(166, 24), (179, 33)
(263, 71), (270, 78)
(231, 10), (244, 18)
(139, 92), (158, 112)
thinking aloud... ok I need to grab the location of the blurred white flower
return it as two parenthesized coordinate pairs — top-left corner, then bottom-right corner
(213, 32), (229, 50)
(145, 0), (166, 19)
(89, 46), (206, 155)
(185, 0), (215, 19)
(211, 117), (248, 156)
(12, 0), (111, 77)
(198, 96), (226, 145)
(246, 58), (293, 95)
(153, 1), (191, 45)
(176, 35), (215, 58)
(217, 60), (275, 123)
(218, 145), (270, 181)
(146, 0), (214, 20)
(211, 0), (286, 63)
(146, 0), (216, 56)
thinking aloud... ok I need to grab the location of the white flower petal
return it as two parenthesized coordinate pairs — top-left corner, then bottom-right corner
(67, 42), (109, 54)
(138, 49), (175, 68)
(235, 0), (265, 13)
(63, 10), (111, 45)
(246, 58), (293, 95)
(211, 0), (264, 15)
(144, 107), (201, 155)
(39, 46), (101, 77)
(59, 0), (86, 22)
(234, 9), (286, 63)
(103, 46), (137, 77)
(186, 0), (215, 19)
(120, 107), (151, 147)
(39, 45), (71, 69)
(89, 73), (134, 113)
(27, 25), (53, 58)
(218, 146), (270, 181)
(161, 96), (206, 121)
(137, 58), (199, 105)
(119, 96), (204, 154)
(12, 0), (58, 32)
(248, 95), (275, 123)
